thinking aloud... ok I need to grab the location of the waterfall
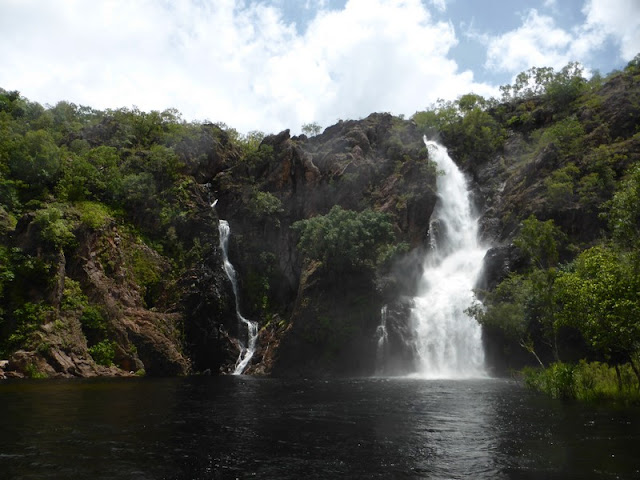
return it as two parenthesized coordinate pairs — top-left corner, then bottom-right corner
(408, 138), (486, 378)
(218, 220), (258, 375)
(375, 305), (389, 374)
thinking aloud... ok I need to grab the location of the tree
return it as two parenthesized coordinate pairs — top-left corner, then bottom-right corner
(498, 63), (586, 105)
(301, 122), (322, 137)
(469, 273), (545, 366)
(554, 246), (640, 385)
(608, 163), (640, 249)
(514, 215), (565, 270)
(292, 206), (396, 273)
(8, 129), (61, 188)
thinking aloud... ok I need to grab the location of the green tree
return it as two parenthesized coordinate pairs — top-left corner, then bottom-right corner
(554, 246), (640, 385)
(292, 206), (396, 273)
(537, 116), (585, 159)
(544, 163), (580, 208)
(33, 204), (76, 250)
(514, 215), (565, 269)
(8, 130), (61, 189)
(608, 163), (640, 249)
(301, 122), (322, 137)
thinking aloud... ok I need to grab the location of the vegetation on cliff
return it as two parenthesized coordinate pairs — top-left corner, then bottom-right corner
(0, 95), (245, 377)
(0, 54), (639, 386)
(454, 56), (640, 401)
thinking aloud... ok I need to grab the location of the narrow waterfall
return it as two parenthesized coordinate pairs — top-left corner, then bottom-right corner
(218, 220), (258, 375)
(409, 138), (486, 378)
(375, 305), (389, 375)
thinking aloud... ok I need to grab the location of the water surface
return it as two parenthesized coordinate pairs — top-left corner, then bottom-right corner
(1, 377), (639, 479)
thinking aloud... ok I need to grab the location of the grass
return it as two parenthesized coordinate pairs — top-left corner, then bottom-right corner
(522, 360), (640, 405)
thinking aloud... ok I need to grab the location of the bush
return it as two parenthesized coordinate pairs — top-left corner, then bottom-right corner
(292, 205), (396, 273)
(33, 204), (76, 249)
(4, 302), (52, 355)
(61, 278), (88, 311)
(88, 339), (116, 366)
(523, 362), (576, 400)
(75, 201), (112, 230)
(523, 361), (640, 404)
(537, 116), (585, 159)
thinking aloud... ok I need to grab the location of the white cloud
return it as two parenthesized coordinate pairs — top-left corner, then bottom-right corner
(485, 10), (573, 72)
(0, 0), (493, 134)
(305, 0), (328, 10)
(428, 0), (447, 13)
(484, 0), (639, 77)
(582, 0), (640, 61)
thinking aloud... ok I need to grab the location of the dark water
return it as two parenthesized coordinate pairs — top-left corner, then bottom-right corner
(1, 377), (639, 479)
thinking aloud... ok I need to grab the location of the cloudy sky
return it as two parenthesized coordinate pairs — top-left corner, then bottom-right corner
(1, 0), (638, 134)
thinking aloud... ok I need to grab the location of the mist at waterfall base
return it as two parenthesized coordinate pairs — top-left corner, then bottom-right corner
(218, 219), (258, 375)
(377, 139), (487, 378)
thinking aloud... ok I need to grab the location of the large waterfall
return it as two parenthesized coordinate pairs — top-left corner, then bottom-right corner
(409, 139), (486, 378)
(218, 220), (258, 375)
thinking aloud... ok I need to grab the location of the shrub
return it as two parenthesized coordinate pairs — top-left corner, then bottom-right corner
(88, 339), (116, 366)
(33, 205), (76, 249)
(523, 361), (640, 404)
(75, 201), (112, 230)
(292, 206), (396, 273)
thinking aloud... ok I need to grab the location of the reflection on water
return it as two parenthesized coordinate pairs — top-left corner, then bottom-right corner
(1, 377), (639, 479)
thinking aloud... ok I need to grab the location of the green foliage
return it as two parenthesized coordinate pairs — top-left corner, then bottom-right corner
(523, 362), (576, 400)
(0, 205), (17, 235)
(25, 363), (48, 379)
(412, 96), (505, 164)
(523, 361), (640, 403)
(470, 268), (557, 366)
(607, 163), (640, 248)
(514, 215), (564, 269)
(126, 245), (164, 307)
(7, 129), (61, 189)
(74, 201), (113, 230)
(247, 190), (283, 220)
(33, 204), (76, 249)
(412, 98), (459, 137)
(472, 216), (567, 364)
(0, 245), (15, 298)
(301, 122), (322, 137)
(545, 62), (588, 109)
(536, 116), (585, 158)
(57, 146), (123, 203)
(544, 163), (579, 207)
(292, 205), (396, 273)
(61, 278), (88, 311)
(88, 339), (116, 366)
(499, 62), (586, 106)
(5, 302), (52, 354)
(554, 245), (640, 365)
(624, 53), (640, 74)
(81, 305), (109, 345)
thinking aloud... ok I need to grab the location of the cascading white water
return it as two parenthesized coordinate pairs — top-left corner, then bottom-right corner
(408, 138), (487, 378)
(375, 305), (389, 374)
(218, 220), (258, 375)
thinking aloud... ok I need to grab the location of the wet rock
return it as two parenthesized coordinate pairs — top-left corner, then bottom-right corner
(476, 245), (527, 292)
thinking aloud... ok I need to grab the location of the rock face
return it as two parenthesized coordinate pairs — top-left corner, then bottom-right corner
(5, 67), (638, 379)
(209, 113), (440, 376)
(1, 176), (240, 378)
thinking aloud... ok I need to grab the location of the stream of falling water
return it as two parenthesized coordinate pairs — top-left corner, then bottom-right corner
(408, 138), (487, 378)
(218, 219), (258, 375)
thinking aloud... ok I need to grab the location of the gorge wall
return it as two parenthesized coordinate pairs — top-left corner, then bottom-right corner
(1, 61), (639, 378)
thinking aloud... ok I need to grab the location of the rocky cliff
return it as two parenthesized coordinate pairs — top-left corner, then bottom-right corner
(1, 60), (639, 378)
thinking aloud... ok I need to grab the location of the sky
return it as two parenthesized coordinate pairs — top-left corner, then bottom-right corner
(1, 0), (638, 134)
